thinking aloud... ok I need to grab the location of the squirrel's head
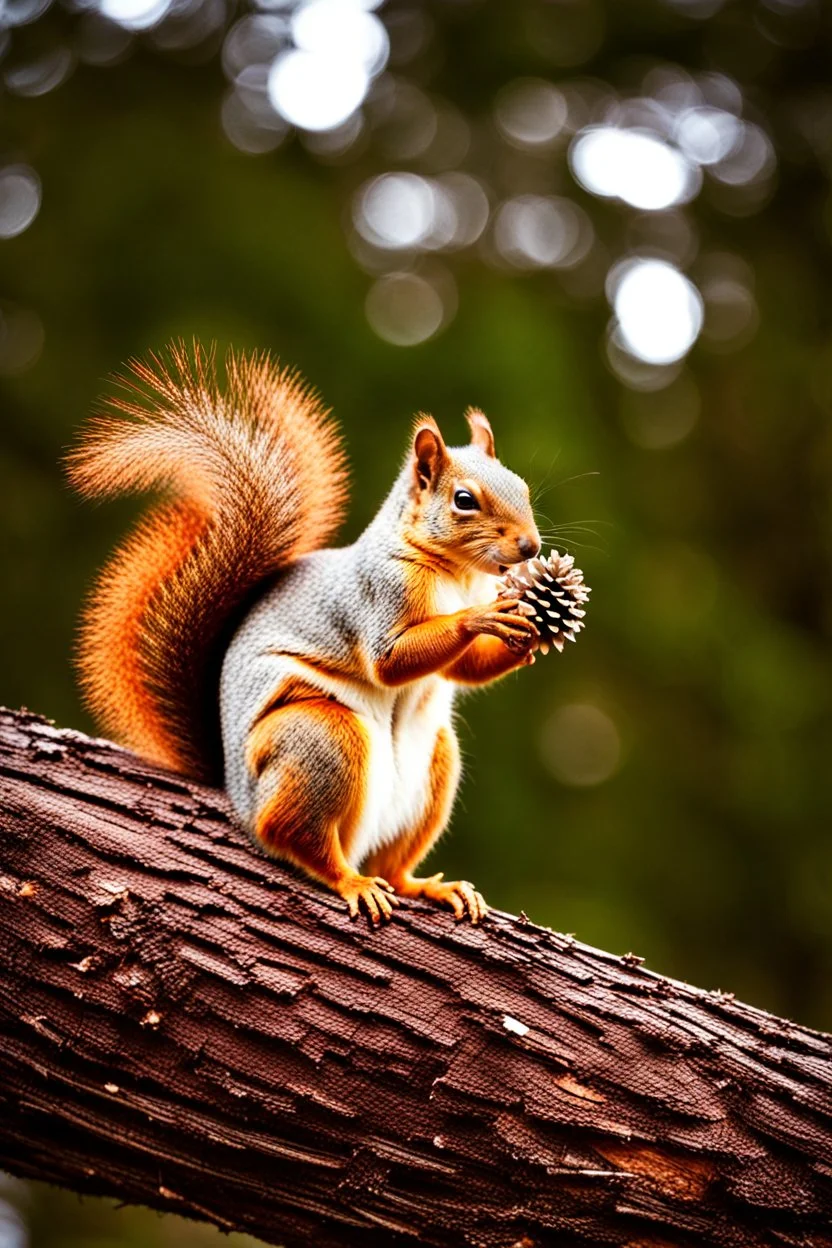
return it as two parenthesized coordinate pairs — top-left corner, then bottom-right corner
(406, 409), (541, 576)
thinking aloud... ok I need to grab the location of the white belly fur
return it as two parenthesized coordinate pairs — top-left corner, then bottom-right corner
(349, 678), (456, 868)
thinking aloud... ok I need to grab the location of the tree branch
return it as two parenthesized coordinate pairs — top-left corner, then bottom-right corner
(0, 707), (830, 1247)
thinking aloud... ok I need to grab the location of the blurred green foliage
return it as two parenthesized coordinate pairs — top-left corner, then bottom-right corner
(2, 0), (832, 1241)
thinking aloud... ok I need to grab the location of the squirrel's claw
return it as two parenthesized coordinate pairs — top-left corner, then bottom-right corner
(340, 874), (399, 926)
(394, 872), (488, 925)
(453, 881), (488, 925)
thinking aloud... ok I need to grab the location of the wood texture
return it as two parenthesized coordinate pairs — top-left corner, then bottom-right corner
(0, 706), (830, 1247)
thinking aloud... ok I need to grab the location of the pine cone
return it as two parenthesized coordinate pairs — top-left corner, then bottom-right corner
(499, 551), (591, 656)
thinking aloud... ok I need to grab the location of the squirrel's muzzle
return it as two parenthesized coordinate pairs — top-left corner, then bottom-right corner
(517, 534), (541, 560)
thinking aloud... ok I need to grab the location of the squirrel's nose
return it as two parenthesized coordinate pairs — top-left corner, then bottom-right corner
(518, 535), (541, 560)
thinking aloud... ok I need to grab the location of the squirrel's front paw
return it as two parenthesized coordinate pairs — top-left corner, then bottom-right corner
(464, 598), (538, 654)
(338, 873), (399, 926)
(396, 872), (488, 924)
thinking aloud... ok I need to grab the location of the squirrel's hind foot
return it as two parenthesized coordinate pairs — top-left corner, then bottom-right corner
(395, 872), (488, 925)
(339, 873), (399, 926)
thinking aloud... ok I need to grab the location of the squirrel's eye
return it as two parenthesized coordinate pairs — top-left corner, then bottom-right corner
(453, 489), (480, 512)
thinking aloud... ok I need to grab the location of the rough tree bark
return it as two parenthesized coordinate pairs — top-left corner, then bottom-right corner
(0, 708), (830, 1248)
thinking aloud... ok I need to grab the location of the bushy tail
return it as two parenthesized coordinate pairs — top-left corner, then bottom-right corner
(68, 342), (348, 783)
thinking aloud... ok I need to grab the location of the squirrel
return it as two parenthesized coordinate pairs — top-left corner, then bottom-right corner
(69, 342), (542, 925)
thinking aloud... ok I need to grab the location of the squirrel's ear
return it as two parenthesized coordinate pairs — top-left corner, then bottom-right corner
(465, 407), (496, 458)
(412, 418), (447, 491)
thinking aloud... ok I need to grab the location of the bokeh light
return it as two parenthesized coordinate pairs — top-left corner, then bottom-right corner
(100, 0), (171, 33)
(493, 195), (592, 270)
(355, 172), (435, 250)
(364, 269), (452, 345)
(610, 258), (704, 365)
(606, 326), (684, 392)
(0, 166), (40, 239)
(5, 47), (74, 96)
(222, 15), (287, 81)
(352, 170), (489, 289)
(0, 0), (51, 26)
(267, 0), (387, 132)
(0, 304), (44, 374)
(222, 83), (289, 154)
(75, 14), (132, 65)
(699, 254), (759, 350)
(494, 78), (568, 149)
(675, 106), (742, 166)
(292, 0), (388, 79)
(268, 48), (367, 132)
(540, 704), (622, 787)
(711, 122), (775, 187)
(435, 173), (489, 249)
(570, 126), (699, 211)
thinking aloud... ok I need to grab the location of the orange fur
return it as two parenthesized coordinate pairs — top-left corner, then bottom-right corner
(68, 341), (348, 782)
(465, 408), (496, 457)
(444, 634), (533, 684)
(77, 501), (207, 769)
(375, 609), (473, 686)
(250, 696), (388, 910)
(274, 652), (368, 687)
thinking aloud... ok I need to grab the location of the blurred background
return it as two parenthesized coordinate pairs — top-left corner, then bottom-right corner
(2, 0), (832, 1241)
